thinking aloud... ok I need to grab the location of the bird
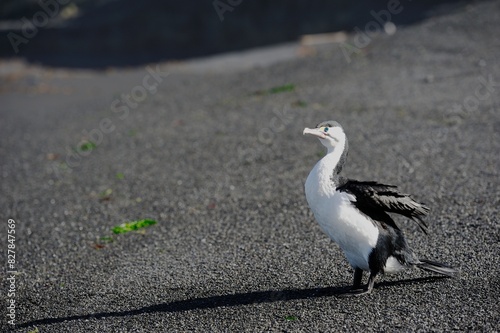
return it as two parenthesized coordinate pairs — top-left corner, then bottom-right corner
(303, 120), (458, 295)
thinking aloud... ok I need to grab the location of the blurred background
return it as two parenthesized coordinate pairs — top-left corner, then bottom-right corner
(0, 0), (464, 68)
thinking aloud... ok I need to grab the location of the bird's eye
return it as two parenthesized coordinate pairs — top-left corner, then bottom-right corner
(323, 127), (329, 133)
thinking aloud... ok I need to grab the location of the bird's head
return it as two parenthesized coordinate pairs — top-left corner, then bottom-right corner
(303, 120), (346, 152)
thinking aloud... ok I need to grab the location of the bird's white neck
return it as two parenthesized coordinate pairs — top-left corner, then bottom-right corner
(306, 141), (346, 196)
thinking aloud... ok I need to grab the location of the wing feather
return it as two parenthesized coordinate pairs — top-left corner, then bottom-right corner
(337, 179), (429, 234)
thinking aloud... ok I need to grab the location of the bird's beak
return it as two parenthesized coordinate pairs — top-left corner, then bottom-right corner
(303, 127), (326, 139)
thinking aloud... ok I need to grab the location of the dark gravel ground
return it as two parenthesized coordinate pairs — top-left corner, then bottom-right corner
(1, 1), (499, 332)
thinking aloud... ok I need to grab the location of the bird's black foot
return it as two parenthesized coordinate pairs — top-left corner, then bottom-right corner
(338, 270), (377, 297)
(338, 287), (372, 297)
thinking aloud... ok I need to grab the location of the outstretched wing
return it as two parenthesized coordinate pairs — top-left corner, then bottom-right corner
(337, 179), (429, 234)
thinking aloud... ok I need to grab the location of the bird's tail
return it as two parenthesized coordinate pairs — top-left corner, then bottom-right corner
(417, 259), (459, 278)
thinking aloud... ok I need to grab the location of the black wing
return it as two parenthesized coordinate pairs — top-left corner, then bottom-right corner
(337, 179), (429, 234)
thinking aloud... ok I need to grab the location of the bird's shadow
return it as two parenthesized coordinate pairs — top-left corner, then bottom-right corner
(18, 276), (447, 328)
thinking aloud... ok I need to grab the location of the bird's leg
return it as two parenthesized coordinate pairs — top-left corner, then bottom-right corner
(340, 271), (377, 297)
(352, 268), (363, 290)
(365, 272), (377, 294)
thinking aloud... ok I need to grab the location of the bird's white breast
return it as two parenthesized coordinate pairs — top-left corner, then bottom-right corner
(305, 158), (379, 271)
